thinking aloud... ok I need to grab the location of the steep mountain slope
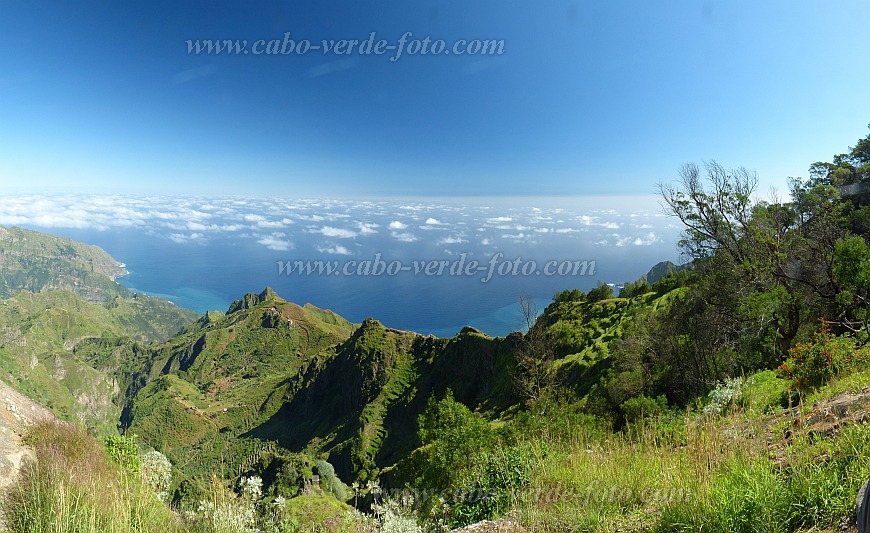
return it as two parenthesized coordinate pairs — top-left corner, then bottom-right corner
(0, 225), (128, 302)
(639, 260), (689, 285)
(247, 319), (518, 481)
(0, 226), (200, 431)
(0, 379), (56, 491)
(122, 288), (520, 487)
(123, 288), (357, 479)
(0, 290), (198, 430)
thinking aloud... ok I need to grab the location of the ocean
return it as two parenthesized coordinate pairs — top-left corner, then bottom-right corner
(8, 194), (681, 337)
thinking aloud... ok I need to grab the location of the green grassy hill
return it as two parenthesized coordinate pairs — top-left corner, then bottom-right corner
(0, 226), (199, 431)
(122, 288), (357, 480)
(246, 319), (518, 482)
(0, 225), (129, 302)
(0, 289), (199, 431)
(2, 190), (870, 532)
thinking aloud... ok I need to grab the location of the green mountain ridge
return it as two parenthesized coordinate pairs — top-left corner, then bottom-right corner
(0, 228), (199, 431)
(4, 127), (870, 532)
(120, 290), (357, 478)
(0, 225), (129, 302)
(245, 317), (519, 481)
(0, 224), (688, 493)
(0, 288), (200, 431)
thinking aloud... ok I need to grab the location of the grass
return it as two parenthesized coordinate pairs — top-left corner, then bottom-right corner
(3, 420), (179, 533)
(1, 420), (368, 533)
(4, 372), (869, 533)
(515, 371), (870, 532)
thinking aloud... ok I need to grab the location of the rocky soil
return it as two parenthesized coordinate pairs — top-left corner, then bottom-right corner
(0, 379), (55, 491)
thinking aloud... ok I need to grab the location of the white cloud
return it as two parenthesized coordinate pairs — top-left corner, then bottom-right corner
(257, 236), (293, 251)
(319, 226), (357, 238)
(614, 232), (660, 247)
(424, 218), (442, 225)
(169, 232), (205, 244)
(257, 220), (286, 229)
(388, 221), (407, 230)
(187, 221), (210, 231)
(633, 232), (661, 246)
(391, 231), (418, 242)
(438, 236), (467, 245)
(316, 244), (353, 255)
(357, 222), (379, 235)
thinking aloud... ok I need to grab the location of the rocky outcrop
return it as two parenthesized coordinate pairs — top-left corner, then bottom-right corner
(0, 379), (55, 490)
(226, 287), (281, 314)
(450, 513), (525, 533)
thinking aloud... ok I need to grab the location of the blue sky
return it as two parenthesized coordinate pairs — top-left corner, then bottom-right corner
(1, 1), (869, 197)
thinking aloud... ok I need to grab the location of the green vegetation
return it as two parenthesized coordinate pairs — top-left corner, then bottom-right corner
(0, 289), (197, 432)
(3, 127), (870, 530)
(0, 225), (129, 302)
(3, 420), (178, 533)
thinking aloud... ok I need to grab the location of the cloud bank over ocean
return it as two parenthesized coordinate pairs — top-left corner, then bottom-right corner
(0, 194), (682, 336)
(0, 194), (677, 257)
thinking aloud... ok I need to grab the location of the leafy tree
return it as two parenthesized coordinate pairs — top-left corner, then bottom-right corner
(808, 124), (870, 188)
(607, 288), (743, 407)
(619, 280), (651, 298)
(415, 390), (494, 495)
(586, 283), (614, 303)
(651, 270), (691, 295)
(553, 288), (585, 304)
(659, 161), (848, 360)
(315, 460), (349, 501)
(658, 161), (759, 262)
(832, 234), (870, 337)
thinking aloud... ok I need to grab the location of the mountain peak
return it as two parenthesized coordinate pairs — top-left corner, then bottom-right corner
(226, 287), (284, 314)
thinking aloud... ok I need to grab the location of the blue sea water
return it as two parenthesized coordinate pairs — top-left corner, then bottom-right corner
(12, 195), (681, 337)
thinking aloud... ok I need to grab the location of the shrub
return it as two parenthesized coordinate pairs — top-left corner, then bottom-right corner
(777, 323), (870, 393)
(103, 432), (142, 473)
(141, 450), (173, 502)
(315, 460), (335, 479)
(239, 475), (263, 501)
(447, 442), (538, 527)
(373, 496), (423, 533)
(620, 394), (668, 423)
(703, 376), (751, 416)
(3, 421), (176, 533)
(415, 390), (495, 495)
(316, 460), (349, 501)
